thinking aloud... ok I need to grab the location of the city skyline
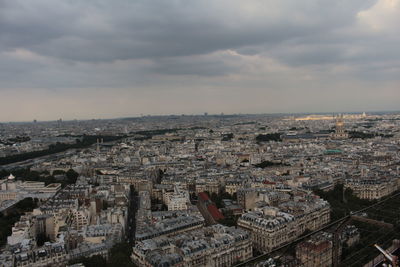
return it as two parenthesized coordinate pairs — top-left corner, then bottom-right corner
(1, 109), (400, 124)
(1, 0), (399, 121)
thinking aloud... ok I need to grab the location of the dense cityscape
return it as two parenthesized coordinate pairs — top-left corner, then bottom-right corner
(0, 112), (399, 266)
(1, 0), (399, 266)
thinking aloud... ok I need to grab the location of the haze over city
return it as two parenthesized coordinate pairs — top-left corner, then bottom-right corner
(1, 1), (400, 266)
(1, 0), (399, 122)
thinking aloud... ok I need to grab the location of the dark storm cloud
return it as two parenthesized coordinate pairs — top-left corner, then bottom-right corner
(0, 0), (399, 121)
(0, 0), (377, 62)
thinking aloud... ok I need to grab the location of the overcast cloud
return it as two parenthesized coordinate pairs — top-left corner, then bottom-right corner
(0, 0), (399, 121)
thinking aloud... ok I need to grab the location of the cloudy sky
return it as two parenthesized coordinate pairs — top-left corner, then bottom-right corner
(0, 0), (399, 121)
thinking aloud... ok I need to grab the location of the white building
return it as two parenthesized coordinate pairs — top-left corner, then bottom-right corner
(167, 184), (189, 211)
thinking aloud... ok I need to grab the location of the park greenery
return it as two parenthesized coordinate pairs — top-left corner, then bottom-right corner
(348, 131), (393, 139)
(68, 255), (107, 267)
(218, 216), (239, 227)
(0, 197), (38, 247)
(133, 128), (180, 140)
(314, 184), (374, 221)
(68, 242), (136, 267)
(221, 133), (234, 141)
(0, 136), (31, 145)
(0, 129), (209, 165)
(0, 135), (126, 166)
(254, 161), (287, 168)
(314, 184), (400, 265)
(255, 133), (282, 142)
(132, 127), (205, 140)
(234, 121), (256, 125)
(0, 168), (79, 187)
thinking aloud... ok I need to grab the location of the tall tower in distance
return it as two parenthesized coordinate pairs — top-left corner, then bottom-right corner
(332, 114), (349, 139)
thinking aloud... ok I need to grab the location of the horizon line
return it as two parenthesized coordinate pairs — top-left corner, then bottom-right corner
(1, 109), (399, 124)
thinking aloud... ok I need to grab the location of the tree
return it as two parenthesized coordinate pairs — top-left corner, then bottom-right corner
(313, 184), (374, 221)
(68, 243), (135, 267)
(108, 242), (135, 267)
(66, 169), (79, 184)
(210, 192), (224, 208)
(68, 255), (107, 267)
(218, 217), (238, 227)
(221, 133), (234, 141)
(255, 133), (282, 142)
(254, 161), (285, 168)
(37, 233), (50, 246)
(0, 197), (37, 246)
(0, 135), (126, 166)
(52, 169), (66, 176)
(15, 197), (37, 211)
(102, 201), (109, 210)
